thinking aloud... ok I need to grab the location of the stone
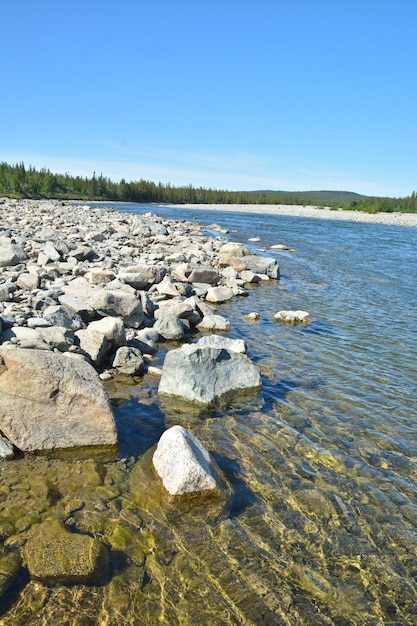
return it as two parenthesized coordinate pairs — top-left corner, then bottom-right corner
(205, 286), (234, 303)
(0, 243), (28, 268)
(112, 346), (144, 376)
(0, 432), (14, 459)
(154, 314), (185, 341)
(89, 288), (144, 328)
(156, 280), (181, 297)
(75, 328), (111, 365)
(16, 272), (40, 291)
(196, 315), (231, 332)
(23, 518), (109, 586)
(39, 326), (75, 351)
(0, 347), (117, 451)
(240, 270), (261, 284)
(43, 305), (84, 331)
(118, 264), (166, 289)
(0, 552), (21, 599)
(195, 335), (247, 353)
(245, 311), (260, 320)
(43, 241), (62, 262)
(241, 255), (280, 279)
(88, 316), (126, 347)
(1, 326), (50, 350)
(187, 266), (220, 284)
(218, 242), (247, 257)
(158, 344), (261, 405)
(274, 310), (311, 324)
(153, 425), (219, 495)
(58, 293), (96, 322)
(154, 300), (194, 320)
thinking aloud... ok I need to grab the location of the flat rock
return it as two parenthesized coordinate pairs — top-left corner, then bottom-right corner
(158, 344), (261, 405)
(0, 347), (117, 451)
(23, 518), (109, 586)
(153, 425), (219, 495)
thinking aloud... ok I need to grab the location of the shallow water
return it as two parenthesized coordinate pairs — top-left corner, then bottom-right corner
(1, 205), (417, 625)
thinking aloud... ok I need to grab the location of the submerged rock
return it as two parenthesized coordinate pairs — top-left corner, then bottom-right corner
(23, 518), (109, 586)
(0, 346), (117, 452)
(153, 425), (220, 495)
(158, 343), (261, 405)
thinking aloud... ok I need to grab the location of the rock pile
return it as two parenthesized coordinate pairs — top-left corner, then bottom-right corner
(0, 198), (280, 455)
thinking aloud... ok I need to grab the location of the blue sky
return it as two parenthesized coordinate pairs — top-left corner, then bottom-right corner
(1, 0), (416, 197)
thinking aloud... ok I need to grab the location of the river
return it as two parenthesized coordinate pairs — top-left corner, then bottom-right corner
(2, 204), (417, 625)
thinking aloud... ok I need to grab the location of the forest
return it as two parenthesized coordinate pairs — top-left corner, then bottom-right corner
(1, 161), (416, 213)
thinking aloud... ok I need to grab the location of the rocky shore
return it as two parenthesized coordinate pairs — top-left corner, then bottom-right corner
(0, 197), (279, 460)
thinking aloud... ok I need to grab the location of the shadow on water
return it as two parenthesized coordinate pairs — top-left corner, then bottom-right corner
(212, 453), (259, 519)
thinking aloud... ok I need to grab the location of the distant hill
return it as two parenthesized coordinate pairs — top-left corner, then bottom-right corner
(248, 190), (369, 205)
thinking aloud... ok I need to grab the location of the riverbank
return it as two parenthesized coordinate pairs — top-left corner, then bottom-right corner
(162, 203), (417, 227)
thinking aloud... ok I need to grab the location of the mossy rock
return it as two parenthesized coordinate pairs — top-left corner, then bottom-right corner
(0, 551), (22, 599)
(22, 518), (109, 586)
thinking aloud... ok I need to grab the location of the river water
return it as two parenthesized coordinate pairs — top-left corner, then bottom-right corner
(1, 204), (417, 625)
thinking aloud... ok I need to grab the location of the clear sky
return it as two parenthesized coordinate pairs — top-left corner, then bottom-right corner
(1, 0), (416, 197)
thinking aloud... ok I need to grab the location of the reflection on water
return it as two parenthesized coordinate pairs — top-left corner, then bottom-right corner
(1, 207), (417, 624)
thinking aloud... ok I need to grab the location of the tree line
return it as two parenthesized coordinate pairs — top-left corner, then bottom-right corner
(1, 161), (416, 213)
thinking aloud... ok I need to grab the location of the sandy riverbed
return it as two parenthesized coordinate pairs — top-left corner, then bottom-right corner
(162, 203), (417, 227)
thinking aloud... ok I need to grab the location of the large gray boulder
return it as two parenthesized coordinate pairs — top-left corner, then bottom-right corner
(158, 344), (261, 405)
(112, 346), (144, 376)
(152, 425), (220, 495)
(63, 284), (144, 328)
(154, 314), (185, 341)
(0, 347), (117, 452)
(241, 255), (280, 279)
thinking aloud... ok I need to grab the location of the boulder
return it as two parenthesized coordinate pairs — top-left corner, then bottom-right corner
(1, 326), (50, 350)
(43, 305), (84, 331)
(89, 288), (144, 327)
(196, 314), (231, 332)
(38, 326), (75, 351)
(118, 264), (166, 289)
(16, 272), (41, 291)
(88, 316), (126, 347)
(154, 314), (185, 341)
(187, 266), (220, 285)
(274, 310), (311, 324)
(23, 518), (109, 586)
(205, 286), (234, 303)
(0, 243), (28, 268)
(158, 344), (261, 405)
(75, 328), (111, 365)
(112, 346), (144, 376)
(0, 347), (117, 451)
(58, 293), (96, 322)
(152, 425), (219, 495)
(241, 255), (280, 279)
